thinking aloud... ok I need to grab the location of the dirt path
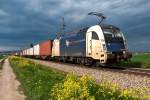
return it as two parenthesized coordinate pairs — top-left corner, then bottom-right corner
(0, 59), (25, 100)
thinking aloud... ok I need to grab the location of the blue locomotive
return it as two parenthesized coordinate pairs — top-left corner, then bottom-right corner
(52, 24), (132, 65)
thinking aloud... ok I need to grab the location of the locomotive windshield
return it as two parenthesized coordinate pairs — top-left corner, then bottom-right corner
(102, 26), (125, 52)
(103, 28), (124, 43)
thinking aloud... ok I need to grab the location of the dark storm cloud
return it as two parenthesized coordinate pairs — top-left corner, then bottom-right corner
(0, 0), (150, 51)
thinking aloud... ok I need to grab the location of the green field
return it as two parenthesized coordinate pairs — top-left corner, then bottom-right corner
(115, 53), (150, 68)
(132, 53), (150, 63)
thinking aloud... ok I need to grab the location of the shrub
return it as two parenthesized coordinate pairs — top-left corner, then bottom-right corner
(50, 74), (96, 100)
(50, 74), (149, 100)
(10, 56), (31, 67)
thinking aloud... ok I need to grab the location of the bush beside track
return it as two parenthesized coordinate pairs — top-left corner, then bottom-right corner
(0, 60), (4, 70)
(0, 55), (4, 60)
(114, 53), (150, 69)
(0, 55), (5, 70)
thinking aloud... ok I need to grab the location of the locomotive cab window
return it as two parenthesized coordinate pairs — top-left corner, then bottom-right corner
(102, 28), (124, 43)
(92, 32), (99, 40)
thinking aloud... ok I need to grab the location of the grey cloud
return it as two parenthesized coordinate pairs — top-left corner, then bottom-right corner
(0, 0), (150, 51)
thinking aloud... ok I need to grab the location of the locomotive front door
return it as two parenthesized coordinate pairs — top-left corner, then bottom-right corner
(86, 31), (100, 59)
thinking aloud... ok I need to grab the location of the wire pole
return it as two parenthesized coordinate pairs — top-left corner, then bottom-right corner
(62, 17), (66, 36)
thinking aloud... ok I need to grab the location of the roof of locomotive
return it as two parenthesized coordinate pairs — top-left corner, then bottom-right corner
(100, 24), (120, 31)
(60, 24), (120, 39)
(69, 24), (120, 34)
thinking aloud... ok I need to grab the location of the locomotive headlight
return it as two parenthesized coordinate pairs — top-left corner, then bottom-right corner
(123, 50), (126, 54)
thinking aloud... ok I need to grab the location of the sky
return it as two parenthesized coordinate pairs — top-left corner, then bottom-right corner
(0, 0), (150, 52)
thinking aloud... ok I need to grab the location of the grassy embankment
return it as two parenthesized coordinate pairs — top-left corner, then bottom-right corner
(9, 56), (66, 100)
(0, 55), (4, 59)
(0, 55), (5, 70)
(115, 53), (150, 68)
(9, 56), (150, 100)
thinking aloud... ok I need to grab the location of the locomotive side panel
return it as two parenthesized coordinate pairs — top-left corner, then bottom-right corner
(60, 32), (86, 57)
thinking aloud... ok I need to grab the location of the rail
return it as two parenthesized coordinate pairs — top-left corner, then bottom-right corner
(27, 58), (150, 77)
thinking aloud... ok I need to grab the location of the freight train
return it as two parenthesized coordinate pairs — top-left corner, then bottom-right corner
(15, 24), (132, 66)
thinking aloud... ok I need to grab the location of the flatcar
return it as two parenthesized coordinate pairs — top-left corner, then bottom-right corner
(52, 24), (132, 65)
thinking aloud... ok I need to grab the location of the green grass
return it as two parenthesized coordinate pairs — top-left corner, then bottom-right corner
(9, 56), (66, 100)
(132, 53), (150, 63)
(0, 55), (4, 60)
(0, 61), (4, 70)
(114, 53), (150, 68)
(0, 55), (5, 70)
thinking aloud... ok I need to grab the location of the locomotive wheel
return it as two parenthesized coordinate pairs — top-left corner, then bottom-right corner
(84, 58), (93, 66)
(94, 62), (100, 67)
(62, 57), (67, 63)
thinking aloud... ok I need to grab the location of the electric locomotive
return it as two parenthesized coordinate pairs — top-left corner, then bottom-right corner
(52, 24), (132, 65)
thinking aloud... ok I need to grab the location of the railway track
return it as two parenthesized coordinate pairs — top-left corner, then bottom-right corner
(29, 58), (150, 77)
(120, 67), (150, 77)
(68, 63), (150, 77)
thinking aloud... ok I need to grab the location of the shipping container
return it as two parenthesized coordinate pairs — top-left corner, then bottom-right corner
(22, 50), (24, 55)
(24, 49), (27, 55)
(24, 49), (26, 55)
(26, 48), (30, 55)
(33, 44), (40, 55)
(22, 50), (25, 55)
(15, 52), (18, 55)
(52, 39), (60, 57)
(29, 48), (34, 55)
(20, 51), (23, 56)
(39, 40), (53, 56)
(25, 49), (27, 55)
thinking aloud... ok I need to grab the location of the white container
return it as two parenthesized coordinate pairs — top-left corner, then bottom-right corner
(33, 44), (40, 55)
(29, 48), (34, 55)
(24, 49), (27, 55)
(52, 39), (60, 57)
(22, 50), (25, 55)
(15, 52), (18, 55)
(24, 49), (26, 55)
(24, 50), (26, 55)
(20, 51), (23, 56)
(26, 48), (30, 55)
